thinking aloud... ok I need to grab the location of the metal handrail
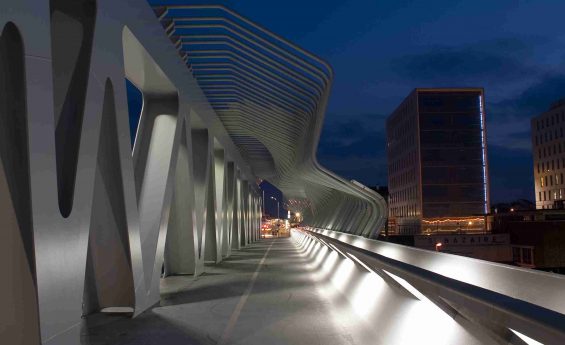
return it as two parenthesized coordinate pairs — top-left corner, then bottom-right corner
(301, 227), (565, 344)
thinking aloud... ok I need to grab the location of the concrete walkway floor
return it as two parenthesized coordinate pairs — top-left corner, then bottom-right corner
(82, 235), (379, 345)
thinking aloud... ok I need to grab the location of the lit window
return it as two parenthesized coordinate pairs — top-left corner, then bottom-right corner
(541, 176), (544, 187)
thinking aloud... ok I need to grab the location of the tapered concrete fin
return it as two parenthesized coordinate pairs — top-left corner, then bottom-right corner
(0, 22), (40, 345)
(83, 79), (135, 315)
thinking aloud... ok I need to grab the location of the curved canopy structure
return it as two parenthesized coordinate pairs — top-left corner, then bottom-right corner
(153, 4), (387, 237)
(3, 2), (565, 345)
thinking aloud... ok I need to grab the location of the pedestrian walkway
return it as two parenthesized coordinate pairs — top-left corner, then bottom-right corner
(82, 234), (380, 345)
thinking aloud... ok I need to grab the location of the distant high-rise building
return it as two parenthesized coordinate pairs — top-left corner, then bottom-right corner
(386, 88), (490, 235)
(531, 99), (565, 209)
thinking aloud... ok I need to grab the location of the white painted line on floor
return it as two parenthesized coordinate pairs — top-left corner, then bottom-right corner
(218, 239), (276, 345)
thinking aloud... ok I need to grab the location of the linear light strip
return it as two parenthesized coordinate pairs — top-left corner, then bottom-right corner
(509, 329), (543, 345)
(479, 94), (488, 214)
(346, 252), (378, 274)
(382, 269), (426, 301)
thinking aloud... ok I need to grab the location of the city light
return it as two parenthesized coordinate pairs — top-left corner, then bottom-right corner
(422, 217), (484, 224)
(478, 94), (489, 214)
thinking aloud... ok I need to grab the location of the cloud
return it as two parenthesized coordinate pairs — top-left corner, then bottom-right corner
(487, 144), (534, 202)
(316, 110), (540, 202)
(486, 74), (565, 151)
(319, 38), (564, 200)
(390, 38), (540, 84)
(493, 74), (565, 118)
(317, 114), (388, 186)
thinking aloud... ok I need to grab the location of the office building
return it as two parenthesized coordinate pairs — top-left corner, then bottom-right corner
(386, 88), (490, 234)
(531, 98), (565, 209)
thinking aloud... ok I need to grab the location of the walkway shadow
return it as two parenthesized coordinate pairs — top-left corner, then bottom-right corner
(82, 238), (313, 344)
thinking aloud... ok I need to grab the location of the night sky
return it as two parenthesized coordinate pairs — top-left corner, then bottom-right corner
(153, 0), (565, 203)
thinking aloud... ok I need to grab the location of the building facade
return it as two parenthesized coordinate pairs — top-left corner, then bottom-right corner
(531, 99), (565, 209)
(387, 88), (490, 234)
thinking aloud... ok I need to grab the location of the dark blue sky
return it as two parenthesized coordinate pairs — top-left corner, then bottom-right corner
(155, 0), (565, 202)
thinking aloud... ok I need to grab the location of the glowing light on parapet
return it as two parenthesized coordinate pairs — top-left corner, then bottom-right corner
(295, 230), (491, 344)
(350, 269), (386, 318)
(347, 253), (377, 274)
(509, 329), (543, 345)
(328, 243), (348, 258)
(478, 94), (488, 214)
(382, 269), (426, 301)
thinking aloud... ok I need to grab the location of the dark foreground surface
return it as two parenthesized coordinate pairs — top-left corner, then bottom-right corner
(81, 236), (376, 345)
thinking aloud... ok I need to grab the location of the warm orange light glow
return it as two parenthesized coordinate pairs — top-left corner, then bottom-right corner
(422, 217), (484, 224)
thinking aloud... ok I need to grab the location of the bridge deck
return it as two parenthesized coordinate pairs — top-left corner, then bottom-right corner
(82, 234), (491, 345)
(83, 236), (381, 345)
